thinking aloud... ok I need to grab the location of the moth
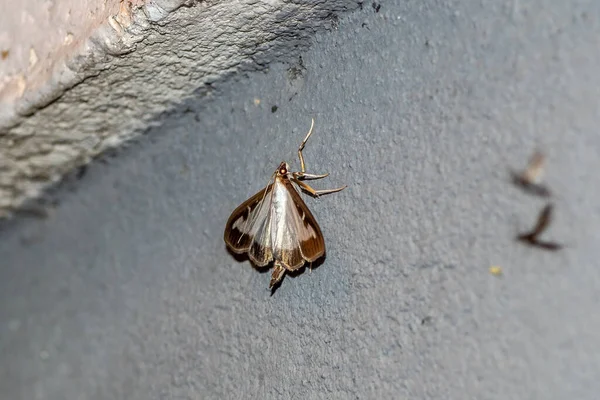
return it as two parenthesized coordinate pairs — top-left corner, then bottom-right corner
(516, 203), (563, 251)
(224, 119), (346, 289)
(510, 151), (552, 197)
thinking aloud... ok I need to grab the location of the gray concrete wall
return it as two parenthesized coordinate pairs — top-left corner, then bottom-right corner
(2, 1), (600, 399)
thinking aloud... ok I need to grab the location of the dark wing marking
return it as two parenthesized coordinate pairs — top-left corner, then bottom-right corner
(224, 183), (273, 255)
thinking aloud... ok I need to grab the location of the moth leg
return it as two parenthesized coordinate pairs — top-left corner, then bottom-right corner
(293, 178), (346, 197)
(293, 172), (329, 180)
(297, 118), (315, 174)
(270, 262), (287, 289)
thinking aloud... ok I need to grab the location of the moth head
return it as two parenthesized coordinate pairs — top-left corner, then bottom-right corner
(276, 162), (290, 176)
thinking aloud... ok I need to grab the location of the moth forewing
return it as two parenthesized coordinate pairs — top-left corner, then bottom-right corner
(284, 178), (326, 262)
(224, 181), (273, 253)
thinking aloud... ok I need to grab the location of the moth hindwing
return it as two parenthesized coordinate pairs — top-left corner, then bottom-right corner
(224, 119), (346, 289)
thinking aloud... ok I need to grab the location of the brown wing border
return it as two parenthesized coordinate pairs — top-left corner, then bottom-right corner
(284, 179), (326, 266)
(224, 184), (272, 254)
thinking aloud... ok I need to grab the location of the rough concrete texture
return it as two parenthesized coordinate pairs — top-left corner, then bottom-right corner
(2, 0), (600, 399)
(0, 0), (357, 217)
(0, 0), (134, 124)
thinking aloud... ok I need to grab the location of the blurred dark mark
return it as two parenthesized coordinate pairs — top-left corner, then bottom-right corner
(288, 92), (298, 102)
(421, 316), (433, 325)
(425, 39), (430, 47)
(510, 151), (551, 198)
(516, 203), (564, 251)
(372, 2), (381, 13)
(517, 237), (563, 251)
(20, 232), (44, 246)
(287, 56), (306, 81)
(1, 50), (9, 60)
(76, 165), (87, 181)
(361, 22), (369, 29)
(357, 1), (363, 10)
(98, 148), (121, 165)
(510, 171), (552, 197)
(271, 105), (278, 113)
(327, 13), (340, 29)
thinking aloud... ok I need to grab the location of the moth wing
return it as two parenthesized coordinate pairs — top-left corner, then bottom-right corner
(247, 195), (274, 267)
(224, 178), (326, 270)
(269, 185), (305, 270)
(283, 180), (325, 269)
(224, 184), (273, 258)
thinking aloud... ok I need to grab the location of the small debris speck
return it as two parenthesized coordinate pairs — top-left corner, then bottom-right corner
(489, 266), (503, 276)
(29, 47), (38, 68)
(253, 98), (261, 106)
(271, 105), (278, 113)
(1, 50), (9, 60)
(372, 2), (381, 13)
(64, 33), (74, 45)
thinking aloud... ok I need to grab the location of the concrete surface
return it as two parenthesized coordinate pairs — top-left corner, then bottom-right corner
(0, 0), (123, 100)
(0, 0), (357, 218)
(1, 0), (137, 126)
(2, 0), (600, 399)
